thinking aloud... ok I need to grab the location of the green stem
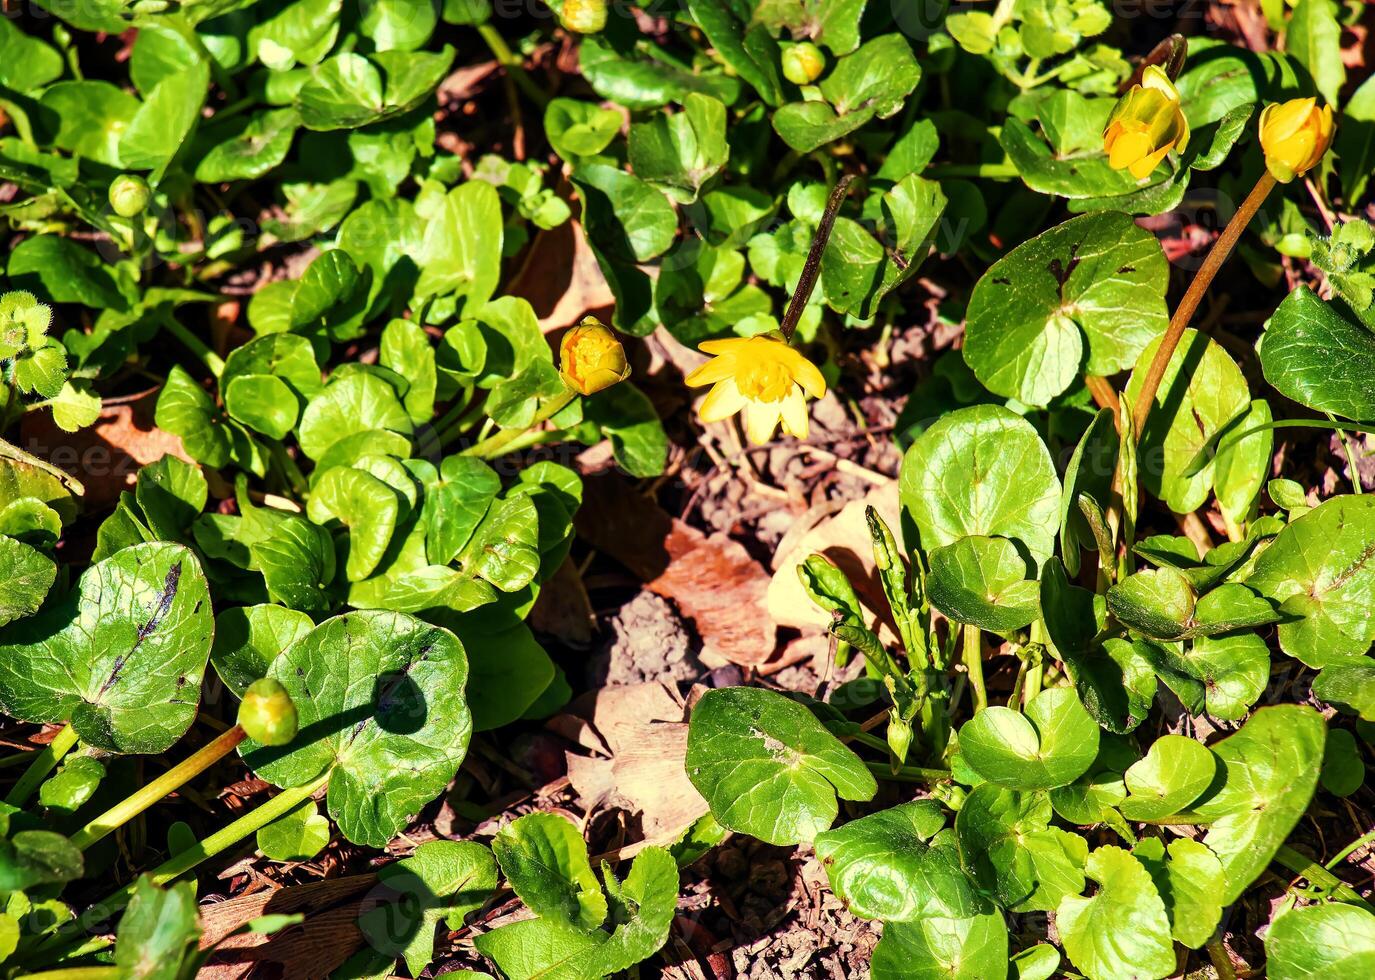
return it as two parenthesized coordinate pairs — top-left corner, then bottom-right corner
(847, 731), (891, 754)
(461, 389), (576, 459)
(79, 773), (329, 929)
(476, 23), (549, 109)
(963, 624), (988, 715)
(1274, 844), (1375, 912)
(926, 162), (1019, 179)
(1326, 827), (1375, 870)
(6, 724), (78, 806)
(863, 760), (950, 784)
(69, 726), (247, 851)
(1331, 414), (1364, 494)
(159, 315), (225, 379)
(269, 442), (309, 499)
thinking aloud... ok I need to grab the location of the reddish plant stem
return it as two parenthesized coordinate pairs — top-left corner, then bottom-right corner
(1130, 172), (1276, 440)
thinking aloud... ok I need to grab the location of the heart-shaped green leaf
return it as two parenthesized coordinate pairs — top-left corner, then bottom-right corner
(815, 801), (983, 922)
(243, 610), (472, 847)
(964, 212), (1168, 406)
(1265, 901), (1375, 979)
(1057, 846), (1175, 980)
(958, 688), (1099, 791)
(1190, 705), (1326, 904)
(871, 910), (1008, 980)
(955, 784), (1088, 911)
(0, 542), (212, 753)
(928, 535), (1040, 633)
(686, 687), (877, 845)
(1119, 734), (1217, 821)
(900, 405), (1061, 562)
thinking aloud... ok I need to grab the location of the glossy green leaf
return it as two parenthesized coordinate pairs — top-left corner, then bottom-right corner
(814, 801), (983, 922)
(1247, 494), (1375, 667)
(493, 812), (608, 930)
(0, 535), (56, 628)
(1126, 328), (1251, 513)
(1057, 846), (1175, 980)
(958, 688), (1099, 792)
(1266, 901), (1375, 979)
(1260, 286), (1375, 423)
(256, 797), (331, 862)
(900, 405), (1062, 561)
(685, 687), (877, 845)
(0, 543), (211, 754)
(1118, 734), (1217, 821)
(964, 213), (1168, 406)
(928, 535), (1039, 633)
(244, 610), (472, 848)
(1191, 705), (1326, 904)
(210, 604), (315, 698)
(871, 911), (1008, 980)
(955, 784), (1088, 911)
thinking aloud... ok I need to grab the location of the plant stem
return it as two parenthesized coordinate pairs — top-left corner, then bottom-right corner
(73, 773), (330, 935)
(963, 624), (988, 714)
(461, 389), (576, 459)
(159, 315), (226, 379)
(69, 726), (247, 851)
(5, 724), (78, 806)
(1326, 827), (1375, 870)
(780, 174), (855, 343)
(476, 23), (549, 109)
(863, 761), (950, 784)
(1129, 172), (1275, 439)
(1273, 844), (1375, 912)
(926, 162), (1020, 179)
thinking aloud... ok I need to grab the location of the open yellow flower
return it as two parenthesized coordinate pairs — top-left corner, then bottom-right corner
(1102, 65), (1190, 180)
(1259, 98), (1334, 183)
(685, 336), (825, 444)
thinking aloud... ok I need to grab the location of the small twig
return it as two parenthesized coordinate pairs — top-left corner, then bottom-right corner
(780, 175), (855, 343)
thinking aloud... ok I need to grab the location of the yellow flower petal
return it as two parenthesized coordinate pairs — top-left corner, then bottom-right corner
(699, 337), (752, 355)
(685, 354), (738, 388)
(1129, 145), (1170, 179)
(1109, 130), (1152, 171)
(743, 399), (782, 444)
(779, 387), (809, 439)
(774, 346), (827, 398)
(698, 378), (747, 422)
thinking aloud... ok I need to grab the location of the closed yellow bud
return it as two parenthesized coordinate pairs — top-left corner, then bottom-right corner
(561, 0), (607, 34)
(1102, 66), (1190, 180)
(239, 678), (298, 747)
(560, 318), (630, 395)
(1259, 98), (1334, 183)
(782, 42), (826, 86)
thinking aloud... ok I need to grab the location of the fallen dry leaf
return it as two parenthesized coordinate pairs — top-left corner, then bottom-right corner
(18, 387), (189, 511)
(576, 475), (778, 665)
(562, 681), (707, 840)
(507, 219), (616, 332)
(198, 874), (378, 980)
(767, 483), (903, 637)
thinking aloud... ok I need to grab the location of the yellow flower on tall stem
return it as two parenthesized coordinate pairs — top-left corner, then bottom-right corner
(686, 336), (826, 444)
(1258, 97), (1335, 183)
(1102, 65), (1190, 180)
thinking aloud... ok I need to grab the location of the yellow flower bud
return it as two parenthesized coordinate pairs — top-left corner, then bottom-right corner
(1102, 65), (1190, 180)
(559, 318), (630, 395)
(1259, 98), (1334, 183)
(239, 677), (299, 747)
(561, 0), (607, 34)
(782, 42), (826, 86)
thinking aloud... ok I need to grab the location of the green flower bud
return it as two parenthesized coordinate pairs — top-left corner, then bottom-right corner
(108, 175), (150, 218)
(239, 677), (298, 747)
(781, 42), (825, 86)
(561, 0), (607, 34)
